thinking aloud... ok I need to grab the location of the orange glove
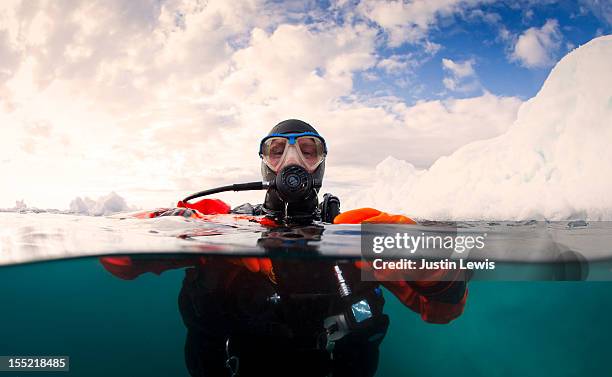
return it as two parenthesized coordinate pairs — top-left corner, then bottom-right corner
(335, 208), (454, 283)
(337, 209), (467, 323)
(228, 257), (276, 283)
(333, 208), (416, 224)
(334, 207), (417, 278)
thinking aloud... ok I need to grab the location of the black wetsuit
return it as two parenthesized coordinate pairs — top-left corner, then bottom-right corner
(179, 258), (388, 377)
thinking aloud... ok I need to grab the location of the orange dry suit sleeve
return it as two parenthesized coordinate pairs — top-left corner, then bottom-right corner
(334, 208), (468, 324)
(99, 199), (229, 280)
(99, 199), (275, 281)
(100, 199), (276, 280)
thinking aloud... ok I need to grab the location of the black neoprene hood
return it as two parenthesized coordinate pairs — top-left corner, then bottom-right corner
(267, 119), (319, 135)
(260, 119), (326, 221)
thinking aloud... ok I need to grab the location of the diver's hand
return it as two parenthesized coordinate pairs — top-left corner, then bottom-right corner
(333, 208), (467, 285)
(227, 257), (276, 282)
(333, 208), (416, 224)
(229, 257), (273, 274)
(336, 208), (455, 282)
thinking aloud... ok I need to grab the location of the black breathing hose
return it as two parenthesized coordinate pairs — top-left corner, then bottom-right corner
(182, 165), (322, 204)
(182, 181), (269, 203)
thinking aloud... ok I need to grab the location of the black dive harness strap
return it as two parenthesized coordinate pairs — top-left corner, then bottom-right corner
(223, 264), (388, 376)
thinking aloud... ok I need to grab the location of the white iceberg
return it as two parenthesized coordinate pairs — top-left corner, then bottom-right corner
(347, 35), (612, 220)
(68, 192), (132, 216)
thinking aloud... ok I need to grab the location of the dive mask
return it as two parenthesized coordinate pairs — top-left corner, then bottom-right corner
(259, 132), (327, 173)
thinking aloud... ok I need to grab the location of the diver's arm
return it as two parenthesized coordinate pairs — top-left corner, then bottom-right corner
(100, 197), (278, 280)
(99, 207), (206, 279)
(379, 265), (468, 323)
(382, 280), (467, 324)
(99, 256), (205, 280)
(99, 198), (232, 279)
(334, 208), (469, 323)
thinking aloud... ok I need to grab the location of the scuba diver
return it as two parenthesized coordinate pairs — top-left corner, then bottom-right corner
(100, 119), (468, 377)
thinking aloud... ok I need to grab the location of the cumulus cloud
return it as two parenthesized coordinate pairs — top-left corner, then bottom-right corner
(423, 40), (442, 55)
(497, 25), (512, 42)
(324, 91), (522, 171)
(0, 0), (389, 208)
(442, 58), (475, 78)
(579, 0), (612, 26)
(512, 19), (563, 68)
(376, 54), (414, 74)
(375, 48), (440, 78)
(0, 0), (521, 210)
(441, 58), (480, 92)
(468, 9), (501, 24)
(356, 0), (487, 47)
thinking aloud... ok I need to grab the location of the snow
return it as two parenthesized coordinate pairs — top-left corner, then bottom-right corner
(344, 35), (612, 221)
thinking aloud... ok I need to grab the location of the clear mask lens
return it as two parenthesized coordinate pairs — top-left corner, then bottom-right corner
(262, 135), (325, 172)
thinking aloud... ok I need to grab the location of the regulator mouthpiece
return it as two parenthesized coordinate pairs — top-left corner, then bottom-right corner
(274, 165), (320, 203)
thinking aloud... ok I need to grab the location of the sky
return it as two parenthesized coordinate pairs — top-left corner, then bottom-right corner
(0, 0), (610, 210)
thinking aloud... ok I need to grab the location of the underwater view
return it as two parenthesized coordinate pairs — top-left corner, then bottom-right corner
(2, 256), (612, 376)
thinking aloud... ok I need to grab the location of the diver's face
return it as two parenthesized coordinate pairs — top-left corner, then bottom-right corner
(296, 138), (319, 166)
(264, 136), (323, 173)
(268, 139), (286, 167)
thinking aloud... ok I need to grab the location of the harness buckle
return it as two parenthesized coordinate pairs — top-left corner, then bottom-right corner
(225, 338), (240, 377)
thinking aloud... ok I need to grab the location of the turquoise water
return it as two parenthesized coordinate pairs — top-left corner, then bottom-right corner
(1, 258), (611, 376)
